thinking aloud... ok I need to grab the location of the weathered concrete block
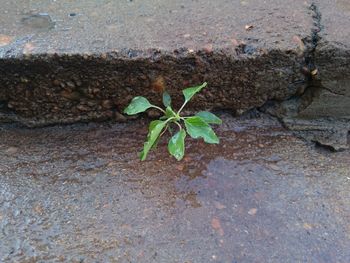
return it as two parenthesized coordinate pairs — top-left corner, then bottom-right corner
(0, 0), (313, 126)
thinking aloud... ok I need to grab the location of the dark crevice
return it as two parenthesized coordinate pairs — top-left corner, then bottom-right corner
(257, 3), (350, 151)
(258, 2), (323, 118)
(314, 141), (338, 152)
(297, 2), (323, 108)
(259, 3), (323, 113)
(305, 3), (323, 70)
(319, 84), (348, 96)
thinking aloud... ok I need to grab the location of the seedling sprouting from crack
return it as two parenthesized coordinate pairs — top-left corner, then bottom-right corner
(124, 82), (222, 161)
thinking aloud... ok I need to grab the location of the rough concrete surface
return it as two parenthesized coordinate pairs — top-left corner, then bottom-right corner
(314, 0), (350, 108)
(0, 114), (349, 262)
(0, 0), (313, 125)
(275, 0), (350, 150)
(1, 2), (349, 262)
(0, 0), (313, 53)
(0, 0), (349, 148)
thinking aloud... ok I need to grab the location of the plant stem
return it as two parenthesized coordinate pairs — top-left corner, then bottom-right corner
(159, 124), (168, 138)
(177, 102), (187, 115)
(174, 121), (182, 131)
(151, 105), (166, 114)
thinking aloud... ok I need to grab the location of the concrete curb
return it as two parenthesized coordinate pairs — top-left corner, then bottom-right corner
(0, 0), (349, 149)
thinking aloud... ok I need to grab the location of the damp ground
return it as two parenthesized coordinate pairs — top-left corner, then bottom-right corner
(0, 113), (349, 262)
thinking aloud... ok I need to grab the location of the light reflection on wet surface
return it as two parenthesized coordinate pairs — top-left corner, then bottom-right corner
(0, 114), (349, 262)
(21, 13), (55, 32)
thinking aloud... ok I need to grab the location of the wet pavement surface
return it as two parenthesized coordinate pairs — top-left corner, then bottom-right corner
(0, 114), (349, 262)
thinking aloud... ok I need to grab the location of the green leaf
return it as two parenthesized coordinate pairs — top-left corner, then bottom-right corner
(196, 111), (222, 125)
(168, 129), (186, 161)
(148, 120), (165, 150)
(148, 120), (162, 133)
(162, 91), (172, 108)
(182, 82), (207, 103)
(184, 116), (219, 144)
(123, 96), (153, 115)
(140, 120), (167, 161)
(165, 106), (176, 118)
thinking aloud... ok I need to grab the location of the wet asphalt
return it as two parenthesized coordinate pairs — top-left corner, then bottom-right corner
(0, 113), (349, 262)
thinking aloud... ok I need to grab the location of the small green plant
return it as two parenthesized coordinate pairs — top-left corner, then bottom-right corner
(124, 82), (222, 161)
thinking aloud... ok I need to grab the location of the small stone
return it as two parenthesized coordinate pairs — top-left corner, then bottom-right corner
(51, 106), (59, 112)
(248, 208), (258, 215)
(23, 42), (35, 54)
(245, 24), (254, 30)
(34, 205), (44, 214)
(214, 202), (226, 210)
(52, 79), (60, 86)
(5, 147), (18, 154)
(211, 217), (224, 236)
(139, 74), (147, 80)
(101, 100), (113, 109)
(303, 223), (313, 230)
(121, 224), (132, 231)
(176, 164), (184, 171)
(87, 101), (97, 107)
(292, 35), (305, 52)
(311, 69), (318, 76)
(268, 163), (280, 171)
(61, 90), (81, 101)
(92, 88), (100, 95)
(75, 80), (82, 86)
(0, 34), (13, 47)
(150, 76), (165, 93)
(66, 81), (75, 88)
(7, 101), (15, 109)
(184, 156), (192, 162)
(231, 38), (239, 47)
(203, 44), (213, 53)
(76, 104), (89, 111)
(20, 77), (29, 83)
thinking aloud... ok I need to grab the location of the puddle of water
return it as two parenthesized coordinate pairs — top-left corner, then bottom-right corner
(21, 13), (55, 32)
